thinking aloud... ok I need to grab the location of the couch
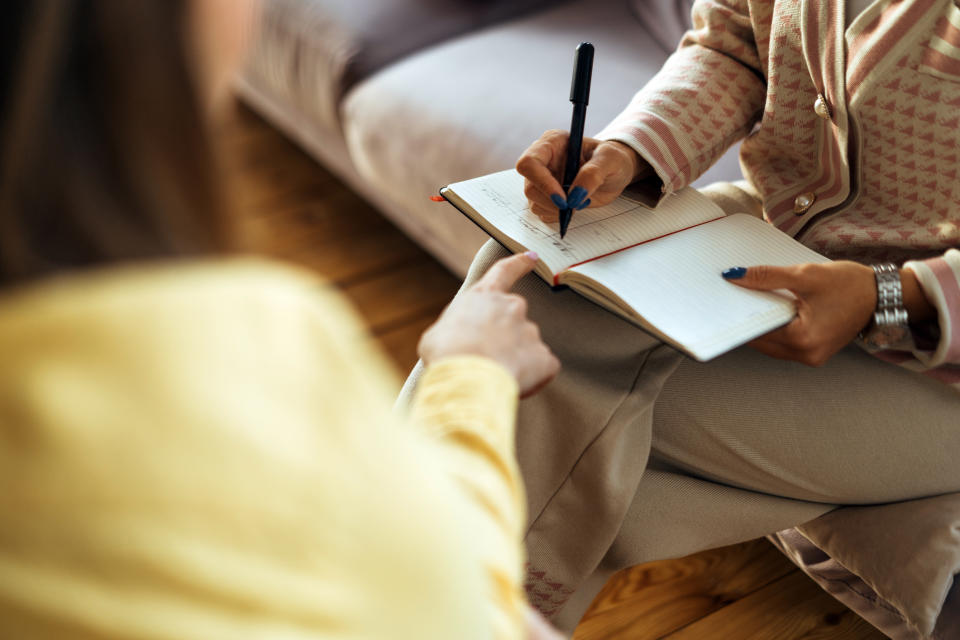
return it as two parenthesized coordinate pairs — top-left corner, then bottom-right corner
(237, 0), (742, 276)
(236, 1), (959, 637)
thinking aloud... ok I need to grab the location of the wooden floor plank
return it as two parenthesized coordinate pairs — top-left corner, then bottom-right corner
(376, 313), (438, 374)
(664, 570), (886, 640)
(283, 225), (427, 286)
(232, 159), (340, 216)
(341, 260), (459, 334)
(237, 191), (398, 258)
(224, 112), (346, 215)
(573, 539), (798, 640)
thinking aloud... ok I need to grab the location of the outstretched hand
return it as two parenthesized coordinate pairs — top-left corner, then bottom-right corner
(722, 261), (877, 366)
(419, 252), (560, 397)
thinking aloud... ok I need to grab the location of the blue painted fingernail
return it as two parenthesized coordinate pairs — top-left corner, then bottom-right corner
(721, 267), (747, 280)
(567, 186), (588, 209)
(550, 194), (568, 209)
(576, 198), (591, 210)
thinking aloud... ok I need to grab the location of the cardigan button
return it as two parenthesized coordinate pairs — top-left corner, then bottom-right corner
(793, 192), (816, 215)
(813, 94), (831, 119)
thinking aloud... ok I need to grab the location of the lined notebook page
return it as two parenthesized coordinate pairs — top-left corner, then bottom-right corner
(568, 215), (829, 360)
(445, 170), (725, 275)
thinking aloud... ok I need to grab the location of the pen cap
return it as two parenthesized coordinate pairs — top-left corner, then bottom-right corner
(569, 42), (594, 104)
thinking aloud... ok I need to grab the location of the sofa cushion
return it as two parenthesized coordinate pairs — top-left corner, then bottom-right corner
(629, 0), (695, 52)
(244, 0), (566, 138)
(771, 494), (960, 638)
(342, 0), (744, 274)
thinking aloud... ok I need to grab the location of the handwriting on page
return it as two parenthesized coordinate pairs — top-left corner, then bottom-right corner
(451, 170), (724, 275)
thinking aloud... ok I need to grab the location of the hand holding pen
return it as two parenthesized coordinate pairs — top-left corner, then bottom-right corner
(516, 134), (648, 224)
(515, 44), (654, 230)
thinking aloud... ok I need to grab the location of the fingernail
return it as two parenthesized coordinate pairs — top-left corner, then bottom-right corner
(721, 267), (747, 280)
(576, 198), (591, 210)
(567, 186), (588, 209)
(525, 251), (539, 261)
(550, 194), (568, 209)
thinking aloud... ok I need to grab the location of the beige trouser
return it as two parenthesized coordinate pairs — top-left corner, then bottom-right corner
(398, 237), (960, 634)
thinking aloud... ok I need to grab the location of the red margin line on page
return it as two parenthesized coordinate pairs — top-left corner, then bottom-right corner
(552, 216), (726, 286)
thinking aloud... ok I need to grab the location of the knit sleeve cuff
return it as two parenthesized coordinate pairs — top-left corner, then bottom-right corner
(596, 107), (696, 203)
(902, 249), (960, 366)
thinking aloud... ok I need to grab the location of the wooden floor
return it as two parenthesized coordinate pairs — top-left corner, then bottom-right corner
(220, 101), (885, 640)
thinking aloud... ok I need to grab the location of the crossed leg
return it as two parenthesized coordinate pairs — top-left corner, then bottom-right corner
(399, 239), (960, 633)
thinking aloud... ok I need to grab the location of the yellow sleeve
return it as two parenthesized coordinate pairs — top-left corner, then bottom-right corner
(408, 356), (526, 640)
(0, 260), (519, 640)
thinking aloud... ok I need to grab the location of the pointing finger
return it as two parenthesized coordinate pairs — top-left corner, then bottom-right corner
(477, 252), (539, 292)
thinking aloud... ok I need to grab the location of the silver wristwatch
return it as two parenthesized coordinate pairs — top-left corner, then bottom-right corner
(859, 263), (910, 349)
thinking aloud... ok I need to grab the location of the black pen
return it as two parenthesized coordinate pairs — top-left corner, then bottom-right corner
(559, 42), (594, 238)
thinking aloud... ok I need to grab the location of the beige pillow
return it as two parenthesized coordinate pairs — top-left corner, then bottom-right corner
(797, 493), (960, 637)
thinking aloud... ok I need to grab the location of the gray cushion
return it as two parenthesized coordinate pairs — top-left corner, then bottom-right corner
(342, 0), (744, 274)
(244, 0), (566, 137)
(629, 0), (695, 51)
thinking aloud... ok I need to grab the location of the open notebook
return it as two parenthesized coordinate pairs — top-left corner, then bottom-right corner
(441, 170), (829, 361)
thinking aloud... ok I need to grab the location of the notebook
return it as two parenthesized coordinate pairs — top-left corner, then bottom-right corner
(440, 169), (829, 361)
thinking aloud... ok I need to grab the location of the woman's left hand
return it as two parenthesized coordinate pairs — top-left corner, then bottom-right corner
(722, 261), (876, 366)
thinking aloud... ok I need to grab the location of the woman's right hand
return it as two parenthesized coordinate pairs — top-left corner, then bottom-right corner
(418, 252), (560, 397)
(515, 130), (652, 223)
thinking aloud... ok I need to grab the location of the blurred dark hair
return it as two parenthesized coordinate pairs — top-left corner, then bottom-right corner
(0, 1), (228, 287)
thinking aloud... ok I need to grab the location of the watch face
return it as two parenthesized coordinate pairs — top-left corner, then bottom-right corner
(865, 324), (910, 349)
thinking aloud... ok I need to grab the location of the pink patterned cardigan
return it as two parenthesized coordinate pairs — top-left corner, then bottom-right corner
(598, 0), (960, 387)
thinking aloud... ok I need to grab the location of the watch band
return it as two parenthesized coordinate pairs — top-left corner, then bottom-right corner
(871, 263), (909, 327)
(858, 263), (910, 348)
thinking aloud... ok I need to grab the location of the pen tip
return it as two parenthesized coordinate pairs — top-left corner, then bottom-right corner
(559, 208), (572, 239)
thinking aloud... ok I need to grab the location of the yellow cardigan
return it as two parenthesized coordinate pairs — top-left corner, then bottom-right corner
(0, 259), (526, 640)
